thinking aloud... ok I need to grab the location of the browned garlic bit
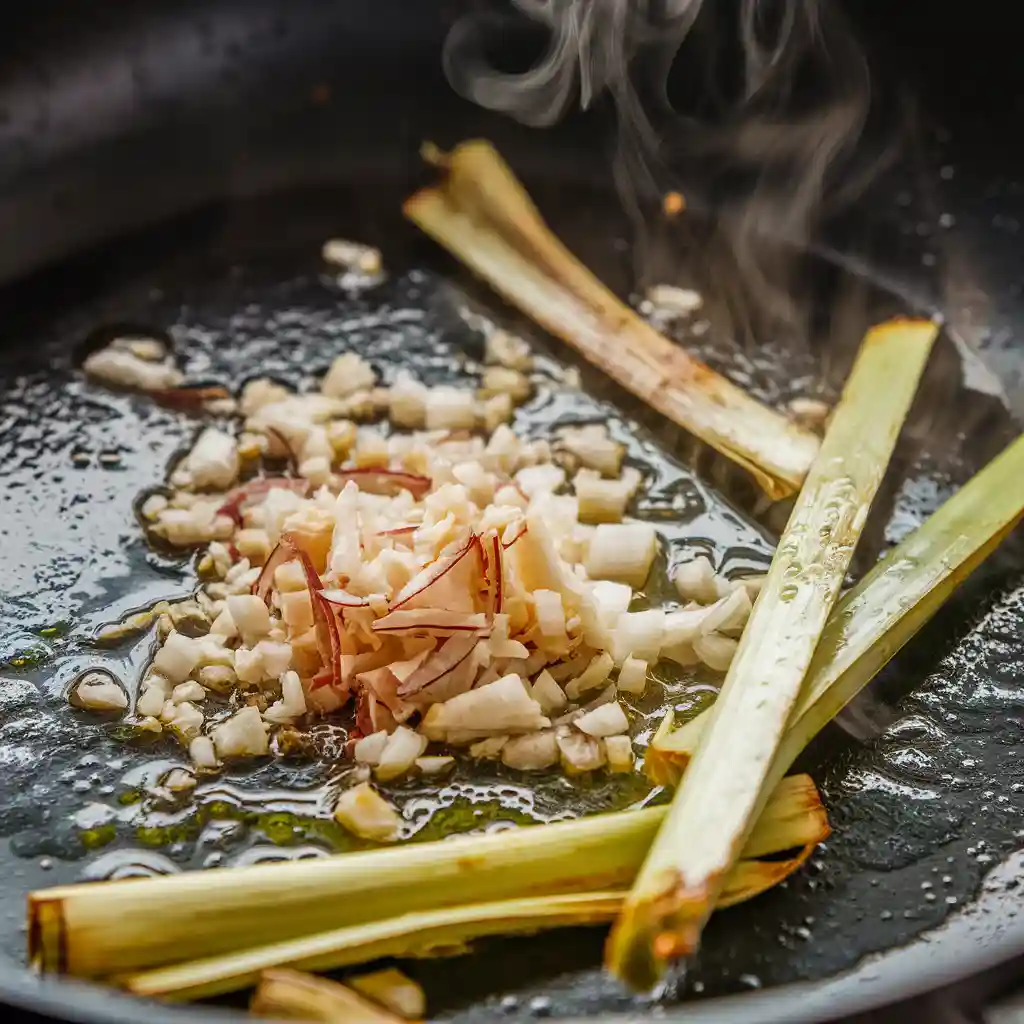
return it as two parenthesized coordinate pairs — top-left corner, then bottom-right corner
(78, 322), (768, 826)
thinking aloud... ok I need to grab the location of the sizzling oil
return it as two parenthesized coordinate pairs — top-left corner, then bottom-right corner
(0, 188), (1021, 1017)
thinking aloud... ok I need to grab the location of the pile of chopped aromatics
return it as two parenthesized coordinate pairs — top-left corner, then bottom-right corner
(80, 326), (763, 834)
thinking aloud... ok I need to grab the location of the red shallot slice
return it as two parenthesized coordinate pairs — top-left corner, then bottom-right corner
(333, 468), (432, 499)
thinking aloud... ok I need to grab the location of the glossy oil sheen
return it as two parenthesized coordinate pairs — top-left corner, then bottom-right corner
(0, 184), (1021, 1021)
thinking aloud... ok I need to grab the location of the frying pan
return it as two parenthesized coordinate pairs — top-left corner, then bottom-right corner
(1, 1), (1022, 1022)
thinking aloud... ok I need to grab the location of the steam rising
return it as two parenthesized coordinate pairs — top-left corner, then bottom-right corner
(444, 0), (885, 346)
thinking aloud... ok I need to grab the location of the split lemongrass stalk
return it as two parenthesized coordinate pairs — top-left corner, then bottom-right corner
(605, 317), (938, 990)
(122, 781), (825, 1001)
(30, 773), (822, 981)
(403, 140), (820, 499)
(648, 430), (1024, 787)
(250, 969), (415, 1024)
(119, 774), (823, 999)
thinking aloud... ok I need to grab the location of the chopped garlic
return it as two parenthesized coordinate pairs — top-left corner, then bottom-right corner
(210, 706), (269, 758)
(71, 673), (128, 712)
(226, 595), (272, 643)
(322, 239), (383, 276)
(163, 767), (197, 793)
(481, 365), (531, 401)
(425, 387), (477, 430)
(151, 631), (201, 685)
(167, 701), (204, 741)
(189, 735), (219, 768)
(83, 346), (184, 391)
(388, 373), (428, 428)
(415, 755), (455, 775)
(264, 670), (307, 724)
(171, 681), (206, 704)
(616, 657), (648, 696)
(484, 330), (533, 371)
(645, 284), (703, 317)
(181, 429), (239, 491)
(421, 674), (547, 742)
(333, 782), (400, 842)
(501, 730), (558, 770)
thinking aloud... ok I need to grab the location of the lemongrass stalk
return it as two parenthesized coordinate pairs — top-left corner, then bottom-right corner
(121, 790), (826, 1004)
(404, 140), (820, 499)
(605, 318), (938, 990)
(648, 431), (1024, 787)
(250, 969), (411, 1024)
(28, 772), (820, 980)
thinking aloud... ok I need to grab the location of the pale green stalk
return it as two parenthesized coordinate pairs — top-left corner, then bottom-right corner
(606, 318), (939, 989)
(650, 432), (1024, 784)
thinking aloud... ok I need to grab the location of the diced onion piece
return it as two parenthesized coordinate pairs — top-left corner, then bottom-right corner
(151, 631), (201, 685)
(532, 589), (566, 639)
(581, 580), (633, 649)
(604, 734), (635, 772)
(700, 587), (752, 636)
(556, 727), (606, 773)
(167, 701), (204, 741)
(353, 730), (390, 766)
(616, 657), (648, 696)
(349, 968), (427, 1020)
(557, 424), (625, 476)
(574, 469), (635, 524)
(322, 353), (376, 398)
(514, 464), (565, 498)
(661, 606), (709, 648)
(584, 523), (658, 588)
(415, 755), (455, 775)
(333, 783), (400, 842)
(210, 706), (269, 758)
(693, 632), (739, 671)
(575, 700), (629, 737)
(425, 387), (477, 430)
(611, 610), (665, 666)
(226, 595), (272, 643)
(530, 669), (568, 714)
(420, 674), (547, 741)
(375, 726), (428, 781)
(564, 652), (614, 700)
(501, 730), (559, 770)
(672, 555), (720, 604)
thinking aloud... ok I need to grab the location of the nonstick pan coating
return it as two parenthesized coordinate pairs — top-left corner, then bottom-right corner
(1, 2), (1023, 1022)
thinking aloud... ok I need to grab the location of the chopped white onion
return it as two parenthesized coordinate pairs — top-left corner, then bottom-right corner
(575, 700), (629, 737)
(584, 523), (658, 587)
(333, 783), (400, 842)
(501, 730), (559, 770)
(616, 657), (648, 696)
(210, 706), (269, 758)
(375, 726), (428, 781)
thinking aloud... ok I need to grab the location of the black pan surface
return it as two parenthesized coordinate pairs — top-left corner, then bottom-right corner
(0, 2), (1022, 1021)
